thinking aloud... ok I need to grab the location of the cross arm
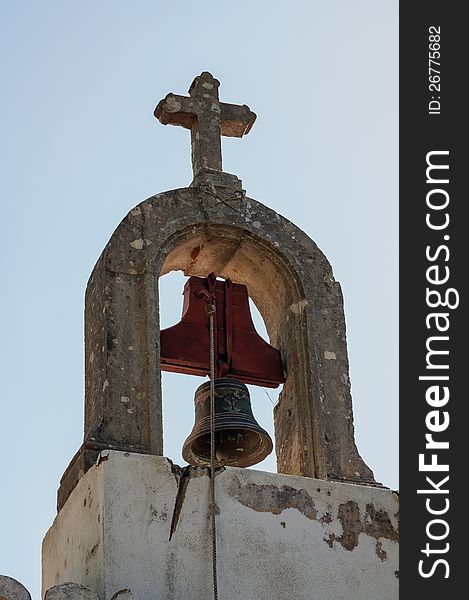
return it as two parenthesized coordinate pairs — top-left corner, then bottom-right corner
(154, 93), (196, 130)
(220, 103), (256, 137)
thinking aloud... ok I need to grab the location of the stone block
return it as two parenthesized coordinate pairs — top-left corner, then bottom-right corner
(0, 576), (31, 600)
(44, 583), (99, 600)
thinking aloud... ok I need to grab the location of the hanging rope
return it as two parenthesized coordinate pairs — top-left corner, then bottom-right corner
(207, 301), (219, 600)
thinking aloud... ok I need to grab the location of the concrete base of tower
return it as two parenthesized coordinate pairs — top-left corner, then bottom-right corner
(42, 451), (399, 600)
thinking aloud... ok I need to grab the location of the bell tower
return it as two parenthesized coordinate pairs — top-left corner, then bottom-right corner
(34, 72), (399, 600)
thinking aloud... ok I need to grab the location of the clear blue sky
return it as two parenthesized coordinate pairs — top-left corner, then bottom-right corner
(0, 2), (398, 598)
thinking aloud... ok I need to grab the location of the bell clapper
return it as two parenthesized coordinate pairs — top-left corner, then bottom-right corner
(215, 431), (239, 464)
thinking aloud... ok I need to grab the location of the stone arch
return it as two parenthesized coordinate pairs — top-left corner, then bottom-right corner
(59, 184), (375, 509)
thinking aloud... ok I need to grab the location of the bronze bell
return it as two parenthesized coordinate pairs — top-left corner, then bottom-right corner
(182, 378), (273, 468)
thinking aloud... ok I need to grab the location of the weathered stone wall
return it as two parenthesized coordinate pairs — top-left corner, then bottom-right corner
(43, 451), (399, 600)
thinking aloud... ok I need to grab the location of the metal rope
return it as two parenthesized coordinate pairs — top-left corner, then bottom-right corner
(208, 303), (219, 600)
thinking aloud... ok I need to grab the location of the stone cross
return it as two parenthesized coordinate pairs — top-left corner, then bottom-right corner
(154, 72), (256, 178)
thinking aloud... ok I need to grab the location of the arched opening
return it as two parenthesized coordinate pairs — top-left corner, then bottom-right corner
(158, 269), (283, 473)
(156, 223), (315, 478)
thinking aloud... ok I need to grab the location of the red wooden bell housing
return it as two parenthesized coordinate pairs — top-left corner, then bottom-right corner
(160, 275), (285, 388)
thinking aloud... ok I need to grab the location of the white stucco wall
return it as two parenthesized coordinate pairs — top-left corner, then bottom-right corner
(42, 451), (399, 600)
